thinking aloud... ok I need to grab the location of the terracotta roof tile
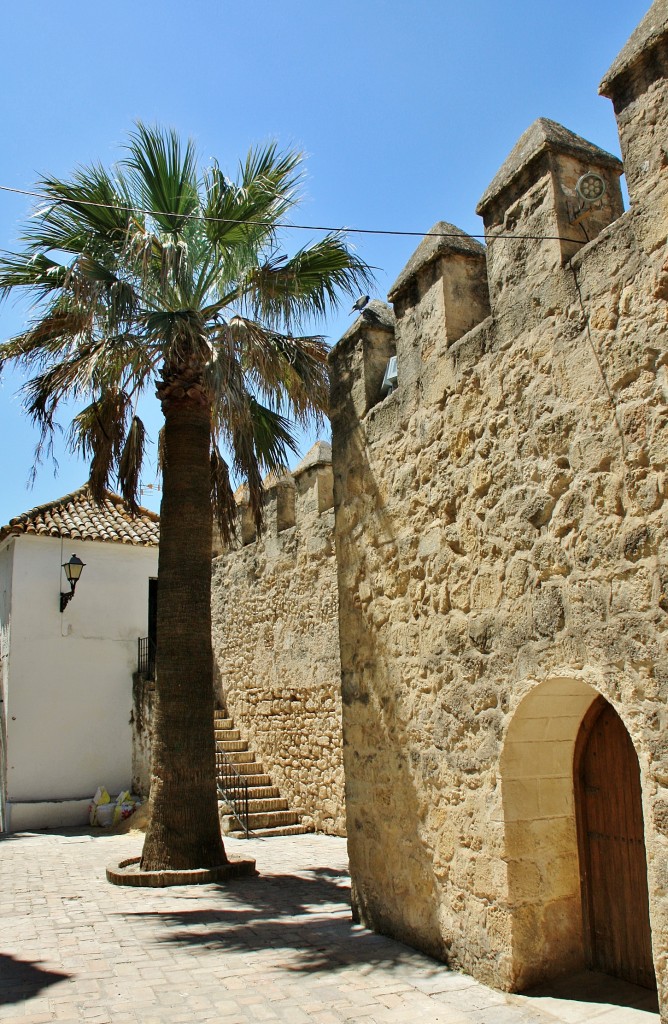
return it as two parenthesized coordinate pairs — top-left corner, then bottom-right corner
(0, 486), (159, 546)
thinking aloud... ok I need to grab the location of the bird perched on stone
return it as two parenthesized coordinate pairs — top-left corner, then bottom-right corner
(350, 294), (370, 314)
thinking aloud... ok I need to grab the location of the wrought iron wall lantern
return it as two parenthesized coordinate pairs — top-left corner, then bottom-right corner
(60, 554), (86, 612)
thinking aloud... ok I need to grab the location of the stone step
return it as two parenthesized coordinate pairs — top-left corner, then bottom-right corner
(247, 797), (289, 813)
(219, 783), (280, 798)
(219, 796), (289, 814)
(217, 771), (274, 788)
(215, 749), (256, 765)
(214, 728), (241, 741)
(217, 764), (268, 780)
(213, 716), (234, 728)
(242, 785), (280, 799)
(218, 785), (280, 803)
(226, 822), (315, 838)
(244, 810), (303, 830)
(217, 739), (250, 752)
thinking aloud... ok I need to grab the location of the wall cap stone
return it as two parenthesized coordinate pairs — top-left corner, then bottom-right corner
(387, 221), (486, 302)
(330, 300), (395, 357)
(293, 440), (332, 477)
(599, 0), (668, 96)
(476, 117), (623, 216)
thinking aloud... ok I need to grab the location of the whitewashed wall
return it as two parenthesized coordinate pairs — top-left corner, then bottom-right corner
(1, 534), (158, 830)
(0, 539), (13, 830)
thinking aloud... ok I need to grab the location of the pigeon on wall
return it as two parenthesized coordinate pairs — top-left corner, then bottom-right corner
(350, 294), (370, 314)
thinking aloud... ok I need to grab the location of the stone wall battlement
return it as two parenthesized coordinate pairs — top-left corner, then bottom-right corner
(214, 441), (334, 558)
(331, 3), (667, 431)
(329, 0), (668, 1006)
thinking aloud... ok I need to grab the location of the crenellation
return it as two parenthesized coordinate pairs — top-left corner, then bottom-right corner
(600, 1), (668, 242)
(275, 478), (296, 533)
(330, 301), (396, 421)
(389, 222), (490, 348)
(477, 120), (624, 332)
(219, 444), (336, 555)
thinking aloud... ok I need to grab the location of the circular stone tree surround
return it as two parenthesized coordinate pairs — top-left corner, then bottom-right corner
(107, 855), (257, 887)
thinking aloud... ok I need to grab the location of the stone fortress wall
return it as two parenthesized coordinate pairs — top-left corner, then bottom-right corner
(210, 443), (345, 836)
(329, 0), (668, 1008)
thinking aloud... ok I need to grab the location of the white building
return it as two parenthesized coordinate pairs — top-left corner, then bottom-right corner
(0, 487), (159, 830)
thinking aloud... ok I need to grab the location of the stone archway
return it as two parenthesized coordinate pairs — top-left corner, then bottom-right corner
(500, 676), (656, 993)
(500, 676), (600, 990)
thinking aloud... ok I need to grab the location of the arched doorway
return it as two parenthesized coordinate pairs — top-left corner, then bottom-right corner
(574, 696), (655, 990)
(501, 676), (657, 993)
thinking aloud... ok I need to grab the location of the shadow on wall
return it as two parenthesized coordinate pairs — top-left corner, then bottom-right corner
(334, 414), (446, 962)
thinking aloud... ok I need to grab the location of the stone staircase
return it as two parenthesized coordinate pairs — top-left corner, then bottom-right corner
(214, 709), (313, 838)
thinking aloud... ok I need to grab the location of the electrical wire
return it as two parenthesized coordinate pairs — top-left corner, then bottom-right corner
(0, 183), (577, 245)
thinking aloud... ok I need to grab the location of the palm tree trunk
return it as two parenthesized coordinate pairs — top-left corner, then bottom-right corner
(141, 393), (227, 871)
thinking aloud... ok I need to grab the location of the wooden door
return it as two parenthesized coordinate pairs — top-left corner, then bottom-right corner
(574, 697), (655, 989)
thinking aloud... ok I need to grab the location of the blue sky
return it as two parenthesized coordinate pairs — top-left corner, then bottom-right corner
(0, 0), (649, 524)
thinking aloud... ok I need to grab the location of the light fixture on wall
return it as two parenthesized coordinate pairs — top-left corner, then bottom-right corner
(60, 554), (86, 612)
(575, 173), (607, 203)
(568, 172), (608, 227)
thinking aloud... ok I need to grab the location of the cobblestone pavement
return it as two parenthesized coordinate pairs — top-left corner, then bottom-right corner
(0, 830), (660, 1024)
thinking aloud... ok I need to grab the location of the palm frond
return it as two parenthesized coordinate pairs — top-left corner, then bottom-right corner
(208, 317), (329, 425)
(68, 390), (131, 501)
(0, 302), (93, 370)
(0, 251), (68, 300)
(244, 233), (375, 331)
(118, 415), (147, 512)
(20, 163), (134, 254)
(157, 426), (166, 474)
(203, 144), (301, 253)
(210, 444), (237, 545)
(124, 122), (199, 235)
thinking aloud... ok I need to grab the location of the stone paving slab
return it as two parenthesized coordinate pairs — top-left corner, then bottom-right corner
(0, 831), (660, 1024)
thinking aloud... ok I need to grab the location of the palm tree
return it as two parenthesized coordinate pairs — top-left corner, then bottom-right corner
(0, 124), (372, 871)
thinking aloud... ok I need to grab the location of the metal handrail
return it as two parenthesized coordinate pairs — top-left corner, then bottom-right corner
(137, 636), (156, 680)
(216, 744), (251, 837)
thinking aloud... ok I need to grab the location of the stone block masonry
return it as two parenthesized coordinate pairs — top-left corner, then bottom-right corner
(330, 0), (668, 1012)
(211, 443), (345, 836)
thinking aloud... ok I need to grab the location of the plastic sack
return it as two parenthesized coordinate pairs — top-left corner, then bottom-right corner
(88, 786), (111, 826)
(95, 802), (115, 827)
(112, 790), (138, 825)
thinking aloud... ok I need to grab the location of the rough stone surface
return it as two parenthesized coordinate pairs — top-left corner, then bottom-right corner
(211, 451), (345, 836)
(329, 8), (668, 1015)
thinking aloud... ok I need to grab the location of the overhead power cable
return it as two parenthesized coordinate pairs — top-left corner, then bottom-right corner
(0, 183), (578, 244)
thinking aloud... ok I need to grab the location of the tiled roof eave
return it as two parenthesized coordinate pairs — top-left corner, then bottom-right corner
(0, 486), (160, 547)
